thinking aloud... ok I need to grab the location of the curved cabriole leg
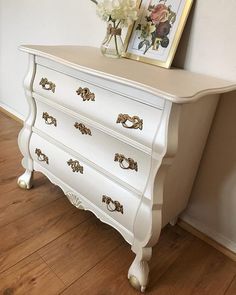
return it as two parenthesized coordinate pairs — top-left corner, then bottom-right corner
(128, 247), (152, 292)
(17, 55), (36, 190)
(17, 169), (33, 190)
(169, 216), (179, 226)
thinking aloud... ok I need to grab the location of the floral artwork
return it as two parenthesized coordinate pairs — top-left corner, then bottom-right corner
(124, 0), (193, 68)
(136, 1), (176, 54)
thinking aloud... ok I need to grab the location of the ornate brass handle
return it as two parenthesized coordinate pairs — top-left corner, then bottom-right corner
(39, 78), (56, 93)
(42, 112), (57, 127)
(35, 148), (49, 164)
(74, 122), (92, 136)
(67, 159), (84, 174)
(114, 153), (138, 171)
(76, 87), (95, 101)
(116, 114), (143, 130)
(102, 195), (123, 214)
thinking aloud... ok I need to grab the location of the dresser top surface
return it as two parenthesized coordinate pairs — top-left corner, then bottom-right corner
(20, 45), (236, 103)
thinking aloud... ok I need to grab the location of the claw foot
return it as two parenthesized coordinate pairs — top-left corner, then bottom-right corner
(128, 247), (152, 292)
(128, 275), (147, 293)
(17, 170), (33, 190)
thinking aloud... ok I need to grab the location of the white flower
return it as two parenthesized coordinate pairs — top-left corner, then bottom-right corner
(96, 0), (138, 26)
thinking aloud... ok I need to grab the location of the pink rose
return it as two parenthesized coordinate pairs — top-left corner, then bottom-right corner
(150, 4), (169, 25)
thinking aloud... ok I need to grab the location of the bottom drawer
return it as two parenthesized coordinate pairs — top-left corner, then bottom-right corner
(29, 132), (140, 232)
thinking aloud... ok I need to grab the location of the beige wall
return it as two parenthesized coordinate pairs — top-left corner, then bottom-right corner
(173, 0), (236, 81)
(0, 0), (235, 251)
(0, 0), (104, 117)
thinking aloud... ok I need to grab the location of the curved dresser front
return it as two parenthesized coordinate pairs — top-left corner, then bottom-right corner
(17, 45), (236, 292)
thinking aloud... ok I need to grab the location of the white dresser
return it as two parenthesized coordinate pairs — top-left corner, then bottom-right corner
(17, 45), (236, 292)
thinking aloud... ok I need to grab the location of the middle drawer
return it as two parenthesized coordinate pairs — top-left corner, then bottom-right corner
(34, 99), (152, 193)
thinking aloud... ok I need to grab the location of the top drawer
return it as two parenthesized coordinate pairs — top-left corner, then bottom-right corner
(33, 65), (164, 148)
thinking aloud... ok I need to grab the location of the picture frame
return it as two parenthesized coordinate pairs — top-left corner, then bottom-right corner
(124, 0), (193, 68)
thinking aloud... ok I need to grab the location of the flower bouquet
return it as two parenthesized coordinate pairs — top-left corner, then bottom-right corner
(90, 0), (138, 58)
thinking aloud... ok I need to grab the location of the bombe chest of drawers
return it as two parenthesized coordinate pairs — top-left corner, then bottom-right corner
(17, 45), (236, 292)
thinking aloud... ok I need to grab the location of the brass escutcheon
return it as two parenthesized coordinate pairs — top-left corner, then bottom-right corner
(42, 112), (57, 127)
(39, 78), (56, 93)
(74, 122), (92, 136)
(76, 87), (95, 101)
(35, 148), (49, 164)
(116, 114), (143, 130)
(67, 159), (84, 174)
(102, 195), (123, 214)
(114, 153), (138, 171)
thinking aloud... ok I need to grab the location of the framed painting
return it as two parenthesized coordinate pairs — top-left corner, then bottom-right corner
(124, 0), (193, 68)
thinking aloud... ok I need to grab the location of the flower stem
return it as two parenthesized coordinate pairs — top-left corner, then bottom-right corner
(113, 21), (119, 55)
(90, 0), (98, 4)
(115, 20), (121, 29)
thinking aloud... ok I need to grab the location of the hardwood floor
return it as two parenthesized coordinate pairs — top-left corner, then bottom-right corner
(0, 111), (236, 295)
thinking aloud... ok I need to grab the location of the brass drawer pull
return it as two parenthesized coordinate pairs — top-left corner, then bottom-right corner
(35, 148), (49, 164)
(114, 153), (138, 171)
(74, 122), (92, 136)
(67, 159), (84, 174)
(76, 87), (95, 101)
(116, 114), (143, 130)
(39, 78), (56, 93)
(102, 195), (123, 214)
(42, 112), (57, 127)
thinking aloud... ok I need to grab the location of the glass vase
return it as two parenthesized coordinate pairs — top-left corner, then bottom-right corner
(101, 23), (125, 58)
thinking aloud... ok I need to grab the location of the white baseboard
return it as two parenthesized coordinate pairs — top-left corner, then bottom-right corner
(181, 213), (236, 254)
(0, 101), (24, 121)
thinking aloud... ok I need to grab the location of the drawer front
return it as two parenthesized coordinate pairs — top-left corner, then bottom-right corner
(33, 65), (163, 148)
(34, 99), (151, 193)
(30, 133), (140, 231)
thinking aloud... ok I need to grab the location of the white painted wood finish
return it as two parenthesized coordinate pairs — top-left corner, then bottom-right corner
(33, 64), (163, 148)
(18, 45), (236, 292)
(33, 98), (151, 193)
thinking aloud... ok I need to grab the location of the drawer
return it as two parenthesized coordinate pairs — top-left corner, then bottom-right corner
(34, 99), (151, 193)
(33, 65), (163, 148)
(29, 133), (140, 232)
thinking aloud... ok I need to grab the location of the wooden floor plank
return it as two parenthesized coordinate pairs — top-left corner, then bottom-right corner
(1, 112), (236, 294)
(0, 173), (64, 228)
(0, 253), (65, 295)
(61, 243), (132, 295)
(60, 225), (194, 295)
(38, 216), (124, 286)
(225, 276), (236, 295)
(0, 197), (90, 273)
(148, 238), (236, 295)
(0, 112), (21, 132)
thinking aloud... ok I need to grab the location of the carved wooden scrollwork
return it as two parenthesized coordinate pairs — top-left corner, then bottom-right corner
(66, 192), (85, 210)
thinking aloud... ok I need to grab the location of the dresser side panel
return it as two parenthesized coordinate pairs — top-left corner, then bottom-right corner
(162, 94), (220, 226)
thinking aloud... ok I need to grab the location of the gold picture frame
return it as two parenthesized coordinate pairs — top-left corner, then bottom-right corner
(124, 0), (193, 68)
